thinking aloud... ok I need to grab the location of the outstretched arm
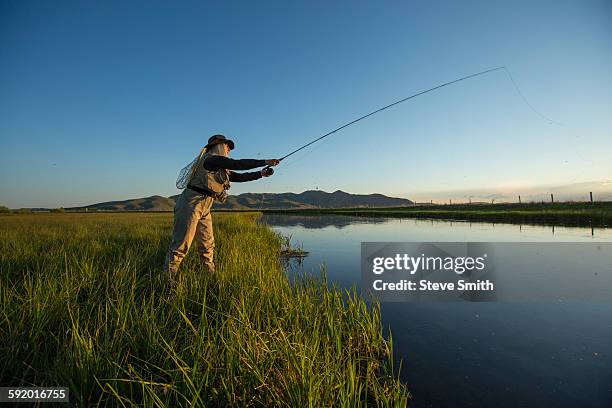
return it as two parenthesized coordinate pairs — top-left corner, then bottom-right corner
(229, 166), (275, 182)
(204, 156), (271, 171)
(229, 171), (262, 182)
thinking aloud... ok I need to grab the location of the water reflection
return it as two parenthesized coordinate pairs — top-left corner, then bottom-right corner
(260, 214), (388, 229)
(260, 214), (611, 241)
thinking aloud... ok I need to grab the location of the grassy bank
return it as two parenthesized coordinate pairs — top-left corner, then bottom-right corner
(264, 202), (612, 227)
(0, 213), (409, 406)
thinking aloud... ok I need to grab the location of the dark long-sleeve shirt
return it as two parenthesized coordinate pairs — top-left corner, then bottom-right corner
(203, 155), (267, 183)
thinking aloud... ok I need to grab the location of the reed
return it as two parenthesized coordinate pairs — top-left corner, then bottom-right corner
(0, 212), (409, 406)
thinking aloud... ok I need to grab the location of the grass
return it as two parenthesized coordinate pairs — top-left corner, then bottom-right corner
(0, 212), (409, 406)
(264, 202), (612, 227)
(279, 234), (309, 258)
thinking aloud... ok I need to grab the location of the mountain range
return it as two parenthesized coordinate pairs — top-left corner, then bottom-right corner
(69, 190), (413, 211)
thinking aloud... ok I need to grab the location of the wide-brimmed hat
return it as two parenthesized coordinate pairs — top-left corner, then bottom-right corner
(205, 134), (235, 150)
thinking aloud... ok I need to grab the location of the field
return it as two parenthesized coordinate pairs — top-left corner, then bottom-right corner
(264, 202), (612, 227)
(0, 213), (409, 406)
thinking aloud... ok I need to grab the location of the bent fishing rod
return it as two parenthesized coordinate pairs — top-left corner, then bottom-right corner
(277, 66), (505, 163)
(261, 66), (555, 175)
(274, 65), (561, 168)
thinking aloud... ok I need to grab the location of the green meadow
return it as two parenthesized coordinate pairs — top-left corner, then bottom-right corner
(0, 213), (409, 406)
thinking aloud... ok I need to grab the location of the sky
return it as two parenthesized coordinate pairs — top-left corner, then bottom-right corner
(1, 0), (611, 208)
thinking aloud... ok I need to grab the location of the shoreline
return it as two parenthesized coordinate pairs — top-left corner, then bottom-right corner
(262, 202), (612, 227)
(5, 201), (611, 227)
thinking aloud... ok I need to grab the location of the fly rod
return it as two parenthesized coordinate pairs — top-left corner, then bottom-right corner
(278, 66), (506, 162)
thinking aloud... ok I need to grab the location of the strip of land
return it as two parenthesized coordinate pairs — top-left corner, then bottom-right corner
(263, 202), (612, 227)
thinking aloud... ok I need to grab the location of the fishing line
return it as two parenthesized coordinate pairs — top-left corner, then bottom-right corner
(277, 66), (558, 163)
(502, 68), (563, 126)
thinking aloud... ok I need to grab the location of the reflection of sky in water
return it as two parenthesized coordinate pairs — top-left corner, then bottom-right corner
(262, 215), (612, 408)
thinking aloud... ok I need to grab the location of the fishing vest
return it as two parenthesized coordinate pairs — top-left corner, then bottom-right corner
(188, 153), (231, 197)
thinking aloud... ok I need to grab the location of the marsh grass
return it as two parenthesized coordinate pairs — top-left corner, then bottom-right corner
(278, 234), (309, 258)
(0, 213), (409, 406)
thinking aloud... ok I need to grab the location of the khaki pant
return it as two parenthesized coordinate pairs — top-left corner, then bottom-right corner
(164, 189), (216, 275)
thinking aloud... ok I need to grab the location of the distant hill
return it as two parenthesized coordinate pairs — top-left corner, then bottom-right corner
(215, 190), (412, 210)
(69, 195), (176, 212)
(70, 190), (413, 211)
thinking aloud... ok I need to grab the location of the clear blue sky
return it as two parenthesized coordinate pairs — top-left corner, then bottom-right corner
(1, 0), (611, 208)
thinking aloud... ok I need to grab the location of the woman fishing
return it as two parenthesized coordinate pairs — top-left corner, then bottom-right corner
(165, 68), (549, 278)
(164, 134), (279, 275)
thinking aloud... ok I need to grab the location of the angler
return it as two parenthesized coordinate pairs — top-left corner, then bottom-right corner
(164, 134), (279, 276)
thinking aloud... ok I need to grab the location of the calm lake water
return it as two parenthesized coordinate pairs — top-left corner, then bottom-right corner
(260, 215), (612, 408)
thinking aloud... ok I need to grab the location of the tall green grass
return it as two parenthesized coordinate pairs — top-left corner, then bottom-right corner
(0, 213), (409, 406)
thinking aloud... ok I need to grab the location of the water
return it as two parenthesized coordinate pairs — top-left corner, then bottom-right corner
(261, 215), (612, 407)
